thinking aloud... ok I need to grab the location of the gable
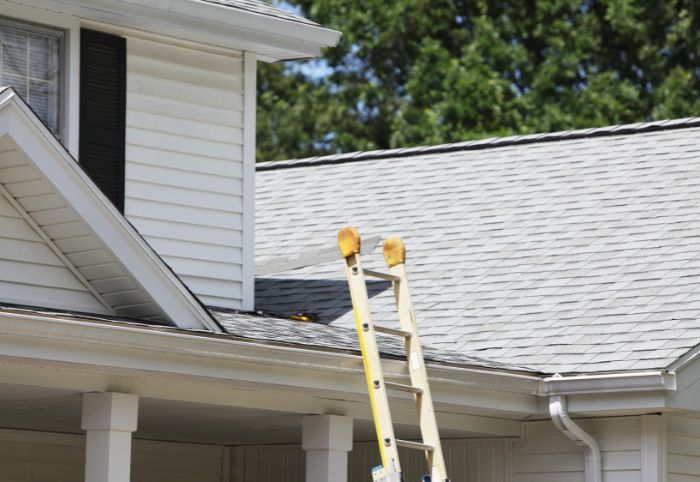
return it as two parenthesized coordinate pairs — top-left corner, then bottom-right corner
(0, 190), (111, 315)
(0, 88), (219, 331)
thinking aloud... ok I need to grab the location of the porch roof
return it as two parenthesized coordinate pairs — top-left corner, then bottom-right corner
(0, 303), (528, 373)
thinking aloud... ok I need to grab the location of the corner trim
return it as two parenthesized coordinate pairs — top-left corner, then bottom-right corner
(641, 414), (666, 482)
(241, 52), (256, 310)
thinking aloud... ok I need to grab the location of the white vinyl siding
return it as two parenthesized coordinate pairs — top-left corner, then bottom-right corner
(0, 430), (84, 482)
(349, 439), (511, 482)
(0, 431), (514, 482)
(513, 417), (642, 482)
(0, 172), (108, 314)
(132, 440), (225, 482)
(0, 429), (226, 482)
(124, 37), (245, 309)
(232, 439), (511, 482)
(668, 414), (700, 481)
(234, 444), (305, 481)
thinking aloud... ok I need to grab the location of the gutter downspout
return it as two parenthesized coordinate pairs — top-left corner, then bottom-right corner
(549, 395), (601, 482)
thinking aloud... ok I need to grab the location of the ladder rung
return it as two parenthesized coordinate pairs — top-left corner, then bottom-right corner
(374, 325), (412, 338)
(363, 268), (400, 282)
(385, 382), (423, 395)
(396, 439), (434, 452)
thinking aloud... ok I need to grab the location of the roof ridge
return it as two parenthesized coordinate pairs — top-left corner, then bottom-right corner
(257, 117), (700, 171)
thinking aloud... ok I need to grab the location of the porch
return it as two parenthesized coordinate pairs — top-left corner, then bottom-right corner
(0, 384), (515, 482)
(0, 307), (536, 482)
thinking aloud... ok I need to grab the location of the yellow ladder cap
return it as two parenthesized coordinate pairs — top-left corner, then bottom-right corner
(338, 226), (361, 257)
(383, 237), (405, 267)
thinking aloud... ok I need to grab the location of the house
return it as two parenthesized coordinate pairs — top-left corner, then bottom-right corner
(0, 2), (697, 482)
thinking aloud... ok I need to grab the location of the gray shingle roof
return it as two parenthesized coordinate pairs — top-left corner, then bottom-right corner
(199, 0), (319, 26)
(255, 119), (700, 374)
(213, 308), (526, 370)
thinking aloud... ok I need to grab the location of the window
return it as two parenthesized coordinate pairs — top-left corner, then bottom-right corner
(0, 18), (63, 136)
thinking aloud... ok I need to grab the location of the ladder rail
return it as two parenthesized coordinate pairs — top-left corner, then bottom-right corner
(388, 256), (449, 481)
(339, 227), (402, 476)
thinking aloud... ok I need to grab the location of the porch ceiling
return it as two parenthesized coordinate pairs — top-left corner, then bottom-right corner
(0, 383), (490, 445)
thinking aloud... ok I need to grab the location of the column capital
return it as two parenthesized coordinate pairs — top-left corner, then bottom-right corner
(302, 414), (353, 452)
(81, 392), (139, 433)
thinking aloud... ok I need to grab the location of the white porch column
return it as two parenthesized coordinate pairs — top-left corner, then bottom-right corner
(81, 392), (139, 482)
(302, 415), (353, 482)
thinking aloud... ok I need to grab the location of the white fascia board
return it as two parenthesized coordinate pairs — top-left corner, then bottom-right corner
(0, 89), (219, 332)
(13, 0), (341, 61)
(0, 308), (538, 426)
(542, 371), (676, 396)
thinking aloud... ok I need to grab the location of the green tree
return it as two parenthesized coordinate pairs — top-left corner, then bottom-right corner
(257, 0), (700, 161)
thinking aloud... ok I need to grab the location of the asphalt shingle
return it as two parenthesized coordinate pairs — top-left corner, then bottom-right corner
(211, 308), (524, 370)
(199, 0), (318, 26)
(255, 122), (700, 374)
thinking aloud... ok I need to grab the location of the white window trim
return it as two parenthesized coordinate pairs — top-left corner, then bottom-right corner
(0, 16), (65, 137)
(0, 2), (80, 156)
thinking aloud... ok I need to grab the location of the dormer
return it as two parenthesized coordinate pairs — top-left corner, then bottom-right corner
(0, 0), (340, 313)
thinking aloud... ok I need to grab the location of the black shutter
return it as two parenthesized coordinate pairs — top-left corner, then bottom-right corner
(79, 29), (126, 212)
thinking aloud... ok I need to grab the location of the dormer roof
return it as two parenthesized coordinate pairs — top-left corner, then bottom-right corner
(0, 88), (220, 331)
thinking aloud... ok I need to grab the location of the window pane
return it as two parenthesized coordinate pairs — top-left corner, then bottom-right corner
(0, 22), (61, 135)
(30, 34), (58, 81)
(29, 79), (59, 130)
(2, 73), (25, 97)
(2, 29), (27, 77)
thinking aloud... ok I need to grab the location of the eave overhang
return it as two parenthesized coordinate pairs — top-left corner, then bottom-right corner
(2, 304), (697, 425)
(0, 307), (540, 435)
(13, 0), (342, 61)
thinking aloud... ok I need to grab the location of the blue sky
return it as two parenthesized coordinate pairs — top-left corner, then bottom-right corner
(275, 0), (333, 79)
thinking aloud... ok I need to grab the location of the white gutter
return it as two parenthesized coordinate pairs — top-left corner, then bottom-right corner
(542, 370), (676, 395)
(0, 309), (540, 396)
(549, 394), (601, 482)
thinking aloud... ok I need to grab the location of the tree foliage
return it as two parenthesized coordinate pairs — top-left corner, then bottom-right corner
(257, 0), (700, 161)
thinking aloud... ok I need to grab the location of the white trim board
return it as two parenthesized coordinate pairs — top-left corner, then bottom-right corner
(8, 0), (341, 61)
(0, 2), (80, 156)
(641, 414), (666, 482)
(0, 88), (219, 331)
(241, 51), (256, 310)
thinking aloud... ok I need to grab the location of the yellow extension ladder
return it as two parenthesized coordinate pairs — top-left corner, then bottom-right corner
(338, 226), (449, 482)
